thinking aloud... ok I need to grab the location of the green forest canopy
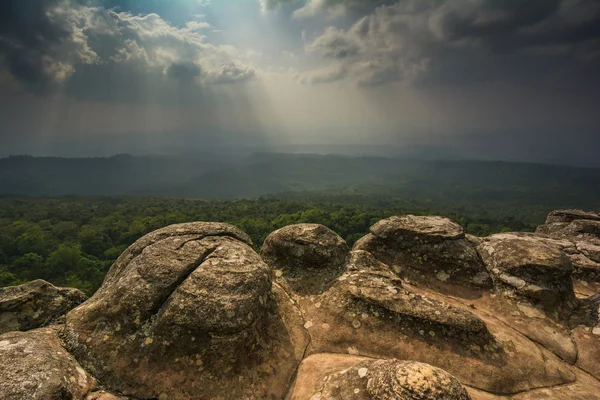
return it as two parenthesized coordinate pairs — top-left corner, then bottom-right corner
(0, 195), (555, 294)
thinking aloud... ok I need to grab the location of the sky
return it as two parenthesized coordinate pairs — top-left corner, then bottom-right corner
(0, 0), (599, 165)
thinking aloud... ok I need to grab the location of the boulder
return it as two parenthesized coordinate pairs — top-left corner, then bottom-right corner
(0, 327), (97, 400)
(478, 235), (576, 319)
(0, 279), (87, 334)
(545, 209), (600, 224)
(63, 222), (309, 400)
(260, 223), (349, 295)
(353, 215), (491, 291)
(535, 211), (600, 287)
(305, 357), (471, 400)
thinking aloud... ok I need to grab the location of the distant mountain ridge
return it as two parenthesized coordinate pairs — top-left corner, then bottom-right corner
(1, 153), (599, 209)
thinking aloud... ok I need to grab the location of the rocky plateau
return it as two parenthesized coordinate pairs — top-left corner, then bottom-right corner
(1, 210), (599, 399)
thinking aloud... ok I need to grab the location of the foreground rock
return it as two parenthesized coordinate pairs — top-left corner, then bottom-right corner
(0, 327), (97, 400)
(536, 209), (600, 291)
(261, 223), (349, 294)
(298, 250), (576, 394)
(63, 222), (308, 400)
(478, 234), (576, 320)
(0, 279), (87, 334)
(1, 213), (599, 399)
(354, 215), (492, 292)
(291, 354), (471, 400)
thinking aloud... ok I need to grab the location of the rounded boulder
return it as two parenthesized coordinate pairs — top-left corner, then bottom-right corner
(260, 223), (349, 295)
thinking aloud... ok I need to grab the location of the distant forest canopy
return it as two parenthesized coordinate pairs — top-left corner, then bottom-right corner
(1, 190), (599, 295)
(2, 153), (600, 199)
(1, 154), (599, 294)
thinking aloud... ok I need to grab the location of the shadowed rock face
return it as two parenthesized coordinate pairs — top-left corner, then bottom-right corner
(536, 210), (600, 287)
(0, 279), (87, 334)
(0, 327), (97, 400)
(261, 223), (349, 295)
(545, 209), (600, 224)
(63, 222), (308, 400)
(478, 235), (576, 319)
(353, 215), (492, 291)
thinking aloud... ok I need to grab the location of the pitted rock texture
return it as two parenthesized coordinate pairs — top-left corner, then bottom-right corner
(536, 209), (600, 287)
(2, 213), (600, 400)
(261, 223), (349, 295)
(63, 222), (308, 400)
(0, 327), (97, 400)
(544, 209), (600, 224)
(353, 215), (492, 291)
(0, 279), (87, 334)
(478, 235), (576, 319)
(307, 358), (471, 400)
(298, 250), (576, 394)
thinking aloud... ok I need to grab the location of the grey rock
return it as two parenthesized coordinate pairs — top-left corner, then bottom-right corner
(545, 209), (600, 224)
(260, 223), (349, 295)
(0, 279), (87, 334)
(353, 215), (491, 290)
(311, 359), (471, 400)
(0, 327), (97, 400)
(63, 222), (308, 400)
(478, 235), (576, 319)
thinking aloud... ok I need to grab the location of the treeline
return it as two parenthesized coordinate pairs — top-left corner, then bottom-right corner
(0, 196), (546, 294)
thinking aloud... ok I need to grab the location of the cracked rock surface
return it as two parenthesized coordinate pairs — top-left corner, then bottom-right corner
(1, 211), (600, 399)
(353, 215), (492, 291)
(261, 223), (349, 295)
(0, 279), (87, 334)
(63, 222), (308, 400)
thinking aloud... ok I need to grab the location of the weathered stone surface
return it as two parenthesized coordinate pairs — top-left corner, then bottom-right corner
(354, 215), (491, 291)
(0, 279), (87, 334)
(3, 215), (600, 400)
(478, 235), (576, 319)
(63, 222), (309, 400)
(85, 390), (126, 400)
(545, 209), (600, 224)
(366, 359), (471, 400)
(261, 223), (349, 295)
(303, 357), (471, 400)
(0, 327), (97, 400)
(535, 210), (600, 285)
(299, 251), (575, 394)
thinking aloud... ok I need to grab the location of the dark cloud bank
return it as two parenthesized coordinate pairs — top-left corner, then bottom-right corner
(0, 0), (598, 166)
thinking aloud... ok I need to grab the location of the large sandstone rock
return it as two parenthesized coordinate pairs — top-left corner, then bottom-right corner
(354, 215), (492, 291)
(63, 222), (309, 400)
(1, 215), (599, 400)
(261, 223), (349, 295)
(298, 250), (576, 394)
(478, 234), (576, 319)
(294, 355), (471, 400)
(0, 279), (87, 334)
(536, 210), (600, 288)
(0, 327), (97, 400)
(545, 209), (600, 224)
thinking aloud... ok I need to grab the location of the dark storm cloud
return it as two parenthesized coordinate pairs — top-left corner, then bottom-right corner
(0, 0), (94, 87)
(303, 0), (600, 88)
(0, 0), (255, 100)
(166, 61), (202, 82)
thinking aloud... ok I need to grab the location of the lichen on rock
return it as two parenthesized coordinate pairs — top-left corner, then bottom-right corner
(353, 215), (492, 291)
(0, 327), (97, 400)
(260, 223), (349, 295)
(0, 279), (87, 334)
(62, 222), (308, 400)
